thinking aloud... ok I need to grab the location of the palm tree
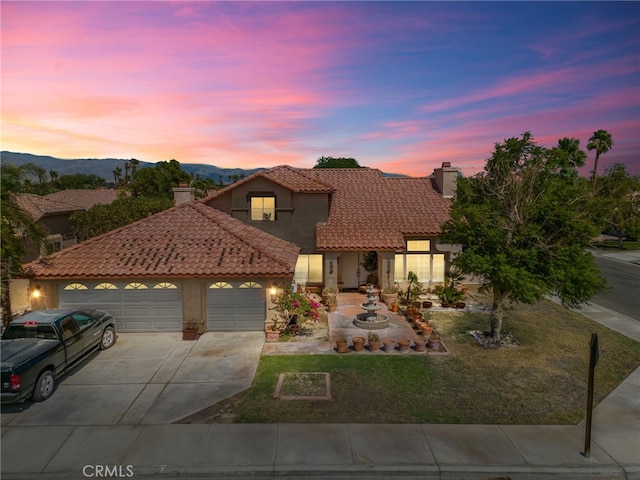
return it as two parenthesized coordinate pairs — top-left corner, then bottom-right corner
(556, 137), (587, 169)
(113, 167), (122, 186)
(587, 130), (614, 182)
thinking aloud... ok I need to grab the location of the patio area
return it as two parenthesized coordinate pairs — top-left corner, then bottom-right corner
(261, 291), (490, 356)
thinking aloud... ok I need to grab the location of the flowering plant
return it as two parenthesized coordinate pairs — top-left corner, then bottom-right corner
(272, 289), (320, 323)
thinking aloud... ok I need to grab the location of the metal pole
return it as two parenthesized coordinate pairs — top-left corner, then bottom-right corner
(583, 332), (599, 458)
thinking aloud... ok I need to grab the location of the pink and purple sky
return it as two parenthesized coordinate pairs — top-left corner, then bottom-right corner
(2, 1), (639, 177)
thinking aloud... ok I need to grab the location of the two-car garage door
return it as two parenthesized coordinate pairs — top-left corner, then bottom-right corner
(58, 280), (266, 332)
(58, 281), (183, 332)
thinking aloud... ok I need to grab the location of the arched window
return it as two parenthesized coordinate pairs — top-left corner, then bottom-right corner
(64, 283), (88, 291)
(124, 282), (148, 290)
(95, 282), (118, 290)
(239, 281), (262, 288)
(210, 282), (233, 289)
(153, 282), (177, 289)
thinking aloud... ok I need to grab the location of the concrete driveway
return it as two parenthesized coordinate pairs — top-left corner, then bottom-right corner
(0, 332), (264, 426)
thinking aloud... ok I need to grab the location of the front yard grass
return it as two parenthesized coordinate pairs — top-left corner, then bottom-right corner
(180, 300), (640, 425)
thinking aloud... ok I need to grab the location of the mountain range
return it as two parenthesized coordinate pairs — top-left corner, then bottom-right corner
(0, 151), (266, 183)
(1, 151), (408, 182)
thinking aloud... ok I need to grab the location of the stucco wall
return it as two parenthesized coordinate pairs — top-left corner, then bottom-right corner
(205, 177), (329, 253)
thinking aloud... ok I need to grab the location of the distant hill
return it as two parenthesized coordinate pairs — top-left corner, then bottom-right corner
(0, 151), (266, 183)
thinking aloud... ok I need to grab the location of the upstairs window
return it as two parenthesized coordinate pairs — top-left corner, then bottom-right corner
(251, 196), (275, 221)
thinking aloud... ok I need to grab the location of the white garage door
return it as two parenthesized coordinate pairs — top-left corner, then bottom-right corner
(58, 281), (183, 332)
(206, 281), (265, 331)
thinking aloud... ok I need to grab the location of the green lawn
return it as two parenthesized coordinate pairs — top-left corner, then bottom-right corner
(180, 301), (640, 425)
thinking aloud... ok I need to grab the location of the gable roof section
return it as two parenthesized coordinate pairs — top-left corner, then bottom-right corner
(45, 189), (119, 209)
(306, 169), (452, 251)
(203, 165), (334, 201)
(23, 203), (299, 280)
(14, 194), (84, 221)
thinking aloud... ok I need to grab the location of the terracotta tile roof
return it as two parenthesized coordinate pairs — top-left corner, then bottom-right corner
(45, 189), (119, 209)
(202, 165), (334, 202)
(13, 194), (84, 221)
(306, 169), (452, 250)
(23, 203), (300, 280)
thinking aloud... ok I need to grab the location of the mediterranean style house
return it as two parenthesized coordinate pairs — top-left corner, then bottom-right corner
(21, 163), (459, 333)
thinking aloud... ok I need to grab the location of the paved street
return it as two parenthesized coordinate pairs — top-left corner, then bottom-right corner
(592, 252), (640, 321)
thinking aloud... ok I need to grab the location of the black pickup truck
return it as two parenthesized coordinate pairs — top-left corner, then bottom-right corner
(1, 309), (116, 403)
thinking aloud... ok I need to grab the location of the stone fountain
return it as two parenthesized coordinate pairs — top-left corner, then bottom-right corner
(353, 284), (389, 330)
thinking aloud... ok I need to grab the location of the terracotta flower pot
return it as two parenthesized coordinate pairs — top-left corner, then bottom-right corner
(352, 336), (366, 352)
(368, 341), (381, 352)
(397, 338), (411, 352)
(428, 337), (441, 351)
(422, 301), (433, 309)
(421, 324), (433, 337)
(265, 329), (280, 342)
(336, 339), (348, 353)
(383, 339), (396, 353)
(414, 338), (427, 352)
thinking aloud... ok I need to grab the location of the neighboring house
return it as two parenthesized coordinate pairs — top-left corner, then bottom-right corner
(20, 163), (458, 333)
(14, 189), (119, 261)
(202, 162), (459, 293)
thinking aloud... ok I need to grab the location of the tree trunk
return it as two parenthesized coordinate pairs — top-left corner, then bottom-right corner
(490, 289), (505, 341)
(1, 276), (13, 329)
(591, 151), (601, 183)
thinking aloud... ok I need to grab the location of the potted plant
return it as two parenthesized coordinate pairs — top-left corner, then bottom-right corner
(435, 285), (462, 307)
(368, 332), (381, 352)
(391, 300), (400, 313)
(265, 315), (287, 341)
(352, 335), (366, 352)
(361, 251), (379, 285)
(381, 285), (399, 308)
(326, 294), (338, 313)
(428, 333), (441, 351)
(182, 321), (199, 341)
(336, 336), (348, 353)
(322, 286), (338, 305)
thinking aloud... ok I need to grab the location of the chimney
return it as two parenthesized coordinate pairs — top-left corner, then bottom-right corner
(172, 183), (196, 205)
(434, 162), (459, 198)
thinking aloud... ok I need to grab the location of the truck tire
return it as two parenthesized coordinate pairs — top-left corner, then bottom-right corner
(100, 326), (116, 350)
(32, 370), (55, 402)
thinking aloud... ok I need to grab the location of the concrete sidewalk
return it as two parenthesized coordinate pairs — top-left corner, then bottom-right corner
(2, 256), (639, 479)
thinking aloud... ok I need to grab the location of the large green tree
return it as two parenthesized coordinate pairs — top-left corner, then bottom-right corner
(597, 163), (640, 247)
(441, 133), (606, 341)
(587, 129), (614, 182)
(1, 163), (46, 325)
(313, 156), (361, 169)
(129, 159), (191, 199)
(71, 197), (173, 241)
